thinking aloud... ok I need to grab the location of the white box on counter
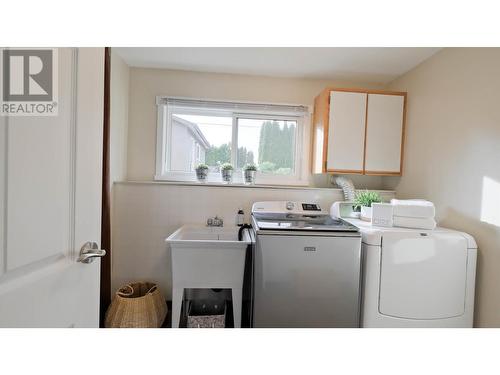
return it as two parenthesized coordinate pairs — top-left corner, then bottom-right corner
(371, 203), (394, 227)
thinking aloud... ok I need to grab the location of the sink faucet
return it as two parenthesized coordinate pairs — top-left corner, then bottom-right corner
(207, 216), (224, 227)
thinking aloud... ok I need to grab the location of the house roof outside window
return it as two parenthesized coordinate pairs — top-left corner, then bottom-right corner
(172, 115), (211, 149)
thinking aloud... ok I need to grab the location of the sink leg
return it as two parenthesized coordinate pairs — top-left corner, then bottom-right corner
(231, 288), (242, 328)
(172, 287), (183, 328)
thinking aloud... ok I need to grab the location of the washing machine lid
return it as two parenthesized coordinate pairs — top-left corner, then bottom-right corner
(343, 218), (477, 248)
(378, 231), (469, 320)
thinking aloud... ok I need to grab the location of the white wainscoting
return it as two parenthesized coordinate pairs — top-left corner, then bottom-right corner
(111, 181), (395, 299)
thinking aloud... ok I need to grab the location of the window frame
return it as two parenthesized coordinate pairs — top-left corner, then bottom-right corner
(155, 96), (310, 186)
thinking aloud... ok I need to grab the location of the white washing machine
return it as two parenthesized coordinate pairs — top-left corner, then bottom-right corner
(345, 219), (477, 327)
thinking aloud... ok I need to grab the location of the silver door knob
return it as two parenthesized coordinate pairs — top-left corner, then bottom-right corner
(77, 241), (106, 264)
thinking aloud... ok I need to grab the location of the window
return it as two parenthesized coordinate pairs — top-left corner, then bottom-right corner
(155, 97), (310, 185)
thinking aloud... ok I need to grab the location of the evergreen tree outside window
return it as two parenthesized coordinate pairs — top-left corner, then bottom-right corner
(239, 118), (297, 175)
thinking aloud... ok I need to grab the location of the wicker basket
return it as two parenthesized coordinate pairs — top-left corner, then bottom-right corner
(105, 282), (167, 328)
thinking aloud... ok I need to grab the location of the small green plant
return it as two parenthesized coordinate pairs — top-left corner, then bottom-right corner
(195, 163), (209, 170)
(354, 190), (382, 209)
(220, 163), (234, 171)
(244, 164), (257, 171)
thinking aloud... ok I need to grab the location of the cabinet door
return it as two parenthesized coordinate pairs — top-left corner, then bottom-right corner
(327, 91), (367, 172)
(365, 94), (405, 174)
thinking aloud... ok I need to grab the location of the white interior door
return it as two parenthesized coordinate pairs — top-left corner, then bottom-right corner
(327, 91), (367, 172)
(0, 48), (105, 327)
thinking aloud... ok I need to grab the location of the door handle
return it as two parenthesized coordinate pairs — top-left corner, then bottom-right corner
(77, 241), (106, 264)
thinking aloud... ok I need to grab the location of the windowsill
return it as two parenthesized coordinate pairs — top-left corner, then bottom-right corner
(114, 180), (396, 193)
(154, 173), (310, 187)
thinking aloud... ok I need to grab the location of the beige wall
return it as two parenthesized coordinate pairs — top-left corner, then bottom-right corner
(386, 48), (500, 327)
(110, 51), (130, 183)
(126, 67), (386, 188)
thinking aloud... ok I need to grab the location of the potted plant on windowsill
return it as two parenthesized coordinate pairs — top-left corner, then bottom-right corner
(220, 163), (234, 184)
(195, 163), (209, 183)
(243, 164), (257, 185)
(354, 190), (382, 222)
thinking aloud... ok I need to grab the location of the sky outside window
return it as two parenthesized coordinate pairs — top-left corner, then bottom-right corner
(175, 114), (232, 146)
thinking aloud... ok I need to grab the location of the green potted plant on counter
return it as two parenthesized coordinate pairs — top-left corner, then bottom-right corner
(243, 164), (257, 185)
(220, 163), (234, 184)
(354, 190), (382, 221)
(195, 163), (209, 183)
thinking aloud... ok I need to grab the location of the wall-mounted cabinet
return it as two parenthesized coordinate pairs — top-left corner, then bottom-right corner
(311, 88), (406, 176)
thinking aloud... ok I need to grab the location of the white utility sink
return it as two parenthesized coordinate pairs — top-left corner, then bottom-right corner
(166, 225), (251, 246)
(166, 225), (251, 328)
